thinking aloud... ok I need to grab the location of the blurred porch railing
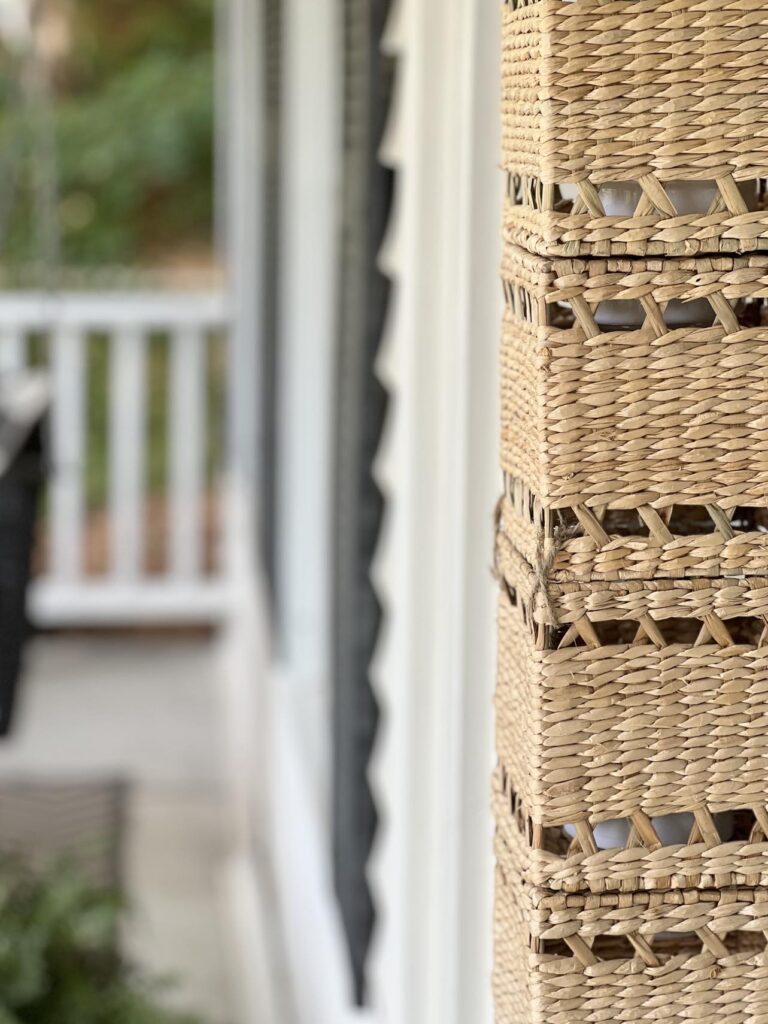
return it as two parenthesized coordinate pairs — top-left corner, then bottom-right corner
(0, 291), (232, 626)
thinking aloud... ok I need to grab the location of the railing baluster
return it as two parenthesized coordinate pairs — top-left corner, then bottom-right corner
(0, 325), (27, 372)
(109, 324), (147, 579)
(169, 325), (206, 579)
(6, 290), (230, 625)
(50, 325), (85, 581)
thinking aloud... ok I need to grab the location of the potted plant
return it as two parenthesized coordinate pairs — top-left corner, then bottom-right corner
(0, 857), (205, 1024)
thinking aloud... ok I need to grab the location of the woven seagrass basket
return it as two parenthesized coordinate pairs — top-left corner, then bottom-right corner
(502, 0), (768, 258)
(494, 839), (768, 1024)
(501, 245), (768, 514)
(497, 5), (768, 1013)
(495, 526), (768, 894)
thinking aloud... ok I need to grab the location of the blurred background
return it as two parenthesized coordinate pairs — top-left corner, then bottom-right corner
(0, 1), (500, 1022)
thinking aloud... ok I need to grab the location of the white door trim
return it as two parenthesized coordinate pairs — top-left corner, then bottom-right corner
(369, 0), (501, 1020)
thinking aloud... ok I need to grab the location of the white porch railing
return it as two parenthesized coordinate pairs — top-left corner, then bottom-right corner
(0, 291), (232, 626)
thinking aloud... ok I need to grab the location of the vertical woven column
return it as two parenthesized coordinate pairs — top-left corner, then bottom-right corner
(495, 3), (768, 1021)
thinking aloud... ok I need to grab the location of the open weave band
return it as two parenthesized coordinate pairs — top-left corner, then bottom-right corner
(494, 764), (768, 895)
(494, 846), (768, 1024)
(502, 0), (768, 257)
(502, 246), (768, 510)
(500, 480), (768, 583)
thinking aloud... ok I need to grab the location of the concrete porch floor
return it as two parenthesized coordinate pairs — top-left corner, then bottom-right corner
(0, 632), (239, 1024)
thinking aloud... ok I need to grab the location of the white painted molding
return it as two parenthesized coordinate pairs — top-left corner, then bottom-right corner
(229, 0), (503, 1017)
(368, 1), (419, 1018)
(270, 661), (375, 1024)
(222, 854), (283, 1024)
(274, 0), (343, 832)
(275, 0), (342, 675)
(217, 473), (283, 1024)
(368, 0), (501, 1020)
(261, 2), (354, 1020)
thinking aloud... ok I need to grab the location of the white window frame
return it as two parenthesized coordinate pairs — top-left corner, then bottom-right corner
(264, 0), (502, 1019)
(368, 0), (501, 1021)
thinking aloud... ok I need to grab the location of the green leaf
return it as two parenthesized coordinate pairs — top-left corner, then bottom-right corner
(0, 859), (207, 1024)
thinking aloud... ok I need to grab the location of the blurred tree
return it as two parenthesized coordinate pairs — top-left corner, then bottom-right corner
(1, 0), (215, 274)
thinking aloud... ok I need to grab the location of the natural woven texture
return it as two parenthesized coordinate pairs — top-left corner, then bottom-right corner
(501, 245), (768, 511)
(502, 0), (768, 258)
(495, 3), (768, 1014)
(496, 530), (768, 829)
(500, 481), (768, 584)
(494, 765), (768, 895)
(494, 845), (768, 1024)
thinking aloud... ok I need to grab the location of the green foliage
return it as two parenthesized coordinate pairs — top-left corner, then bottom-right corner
(67, 0), (214, 85)
(54, 49), (214, 265)
(3, 0), (215, 271)
(0, 860), (205, 1024)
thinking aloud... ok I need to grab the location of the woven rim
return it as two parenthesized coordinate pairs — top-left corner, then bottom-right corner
(494, 765), (768, 895)
(496, 845), (768, 959)
(499, 481), (768, 583)
(495, 851), (768, 1024)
